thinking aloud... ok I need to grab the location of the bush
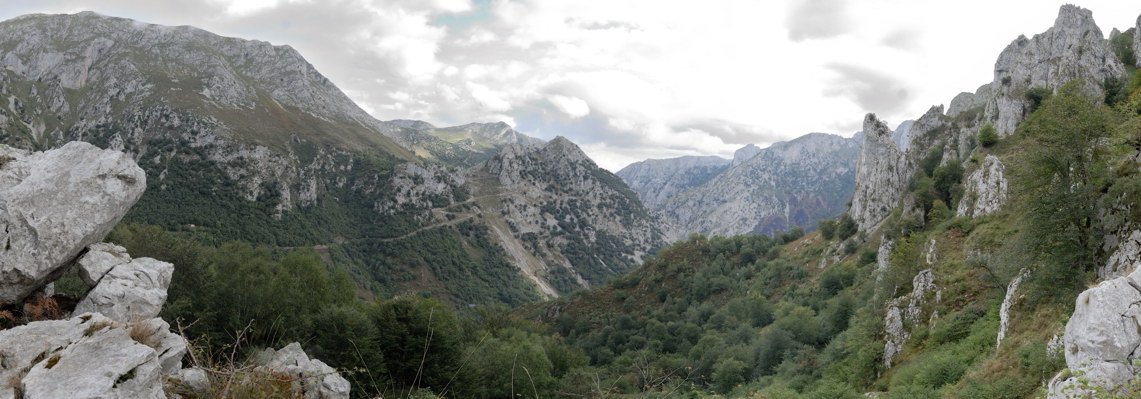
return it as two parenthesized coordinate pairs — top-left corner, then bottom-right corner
(978, 124), (998, 147)
(836, 214), (858, 240)
(819, 219), (838, 240)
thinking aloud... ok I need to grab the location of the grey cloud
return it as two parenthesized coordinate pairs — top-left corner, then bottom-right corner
(882, 29), (921, 50)
(824, 63), (911, 115)
(672, 119), (781, 145)
(786, 0), (851, 41)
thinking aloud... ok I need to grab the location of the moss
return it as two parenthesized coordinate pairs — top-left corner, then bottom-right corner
(44, 354), (60, 369)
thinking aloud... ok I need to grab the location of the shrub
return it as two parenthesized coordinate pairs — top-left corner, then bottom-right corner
(978, 124), (998, 147)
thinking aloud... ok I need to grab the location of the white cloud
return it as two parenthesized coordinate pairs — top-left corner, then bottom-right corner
(548, 95), (590, 119)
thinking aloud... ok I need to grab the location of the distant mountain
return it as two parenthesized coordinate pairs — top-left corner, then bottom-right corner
(616, 155), (730, 208)
(651, 133), (860, 239)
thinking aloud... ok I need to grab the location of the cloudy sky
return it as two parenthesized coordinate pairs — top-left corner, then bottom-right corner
(1, 1), (1138, 171)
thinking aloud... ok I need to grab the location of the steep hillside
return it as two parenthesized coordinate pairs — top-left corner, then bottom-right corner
(474, 137), (663, 294)
(651, 133), (860, 239)
(388, 120), (545, 167)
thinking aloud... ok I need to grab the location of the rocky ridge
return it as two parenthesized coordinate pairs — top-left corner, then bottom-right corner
(849, 5), (1125, 231)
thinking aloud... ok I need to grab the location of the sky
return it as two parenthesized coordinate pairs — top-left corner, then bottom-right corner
(0, 1), (1138, 171)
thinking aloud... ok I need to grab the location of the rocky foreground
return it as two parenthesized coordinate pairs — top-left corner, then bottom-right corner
(0, 142), (349, 398)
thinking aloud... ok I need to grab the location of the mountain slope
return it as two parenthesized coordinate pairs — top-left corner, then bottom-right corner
(637, 133), (860, 240)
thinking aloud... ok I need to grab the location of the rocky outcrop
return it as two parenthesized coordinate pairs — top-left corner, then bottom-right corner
(0, 313), (184, 399)
(956, 154), (1008, 218)
(1047, 267), (1141, 397)
(254, 342), (351, 399)
(1102, 230), (1141, 279)
(986, 5), (1126, 135)
(850, 115), (909, 232)
(891, 120), (914, 152)
(74, 244), (174, 323)
(883, 269), (939, 369)
(0, 141), (145, 302)
(1135, 14), (1141, 68)
(653, 133), (860, 239)
(997, 268), (1030, 348)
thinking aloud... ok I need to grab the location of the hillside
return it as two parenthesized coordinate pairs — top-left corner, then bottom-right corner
(0, 11), (663, 305)
(515, 4), (1141, 398)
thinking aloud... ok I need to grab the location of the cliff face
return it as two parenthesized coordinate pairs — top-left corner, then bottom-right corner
(849, 114), (910, 231)
(653, 133), (860, 239)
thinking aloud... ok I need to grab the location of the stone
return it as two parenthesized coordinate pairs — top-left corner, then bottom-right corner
(956, 155), (1008, 218)
(77, 242), (133, 286)
(74, 255), (174, 323)
(168, 367), (211, 397)
(256, 342), (351, 399)
(0, 141), (146, 302)
(1047, 267), (1141, 397)
(0, 313), (171, 399)
(617, 155), (730, 208)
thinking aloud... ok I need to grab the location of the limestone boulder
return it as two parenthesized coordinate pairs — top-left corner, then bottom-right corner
(0, 141), (145, 302)
(255, 342), (351, 399)
(74, 250), (174, 323)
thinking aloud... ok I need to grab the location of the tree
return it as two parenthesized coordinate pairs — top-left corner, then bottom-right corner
(1016, 80), (1118, 291)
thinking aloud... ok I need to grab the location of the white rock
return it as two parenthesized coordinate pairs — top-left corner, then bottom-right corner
(75, 256), (174, 323)
(956, 155), (1008, 218)
(77, 242), (133, 286)
(883, 269), (938, 368)
(997, 268), (1030, 348)
(0, 313), (173, 399)
(0, 142), (146, 302)
(256, 342), (351, 399)
(1048, 268), (1141, 397)
(168, 367), (211, 397)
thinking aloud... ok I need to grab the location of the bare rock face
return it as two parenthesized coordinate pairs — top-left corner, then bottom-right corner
(956, 154), (1009, 218)
(987, 5), (1126, 135)
(0, 141), (145, 302)
(255, 342), (351, 399)
(1135, 14), (1141, 69)
(74, 243), (174, 323)
(883, 269), (940, 369)
(850, 114), (908, 232)
(0, 313), (181, 399)
(1047, 268), (1141, 397)
(997, 268), (1031, 348)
